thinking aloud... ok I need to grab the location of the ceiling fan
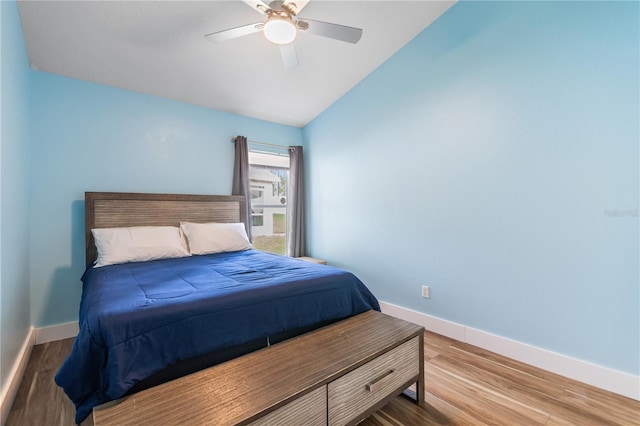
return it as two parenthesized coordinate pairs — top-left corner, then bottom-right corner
(204, 0), (363, 68)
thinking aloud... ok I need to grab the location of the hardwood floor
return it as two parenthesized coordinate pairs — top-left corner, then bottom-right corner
(6, 339), (75, 426)
(6, 331), (640, 425)
(363, 332), (640, 425)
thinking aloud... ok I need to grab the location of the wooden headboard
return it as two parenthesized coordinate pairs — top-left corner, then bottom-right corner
(85, 192), (248, 267)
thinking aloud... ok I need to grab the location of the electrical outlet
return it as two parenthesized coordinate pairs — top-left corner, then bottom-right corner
(421, 285), (430, 299)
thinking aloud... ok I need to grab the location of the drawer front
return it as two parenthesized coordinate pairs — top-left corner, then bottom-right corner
(249, 386), (326, 426)
(328, 337), (419, 426)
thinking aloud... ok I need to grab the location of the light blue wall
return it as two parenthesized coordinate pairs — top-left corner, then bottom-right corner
(1, 0), (32, 388)
(303, 1), (639, 375)
(29, 71), (302, 327)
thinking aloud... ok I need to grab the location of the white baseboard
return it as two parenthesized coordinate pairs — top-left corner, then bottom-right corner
(35, 321), (79, 345)
(0, 326), (35, 425)
(379, 301), (640, 401)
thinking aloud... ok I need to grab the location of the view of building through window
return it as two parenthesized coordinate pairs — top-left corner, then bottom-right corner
(249, 150), (289, 255)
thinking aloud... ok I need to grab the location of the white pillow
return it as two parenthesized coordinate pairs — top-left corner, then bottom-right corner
(92, 226), (190, 268)
(180, 222), (252, 255)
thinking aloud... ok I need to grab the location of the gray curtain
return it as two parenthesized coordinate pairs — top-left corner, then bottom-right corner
(287, 146), (305, 257)
(232, 136), (252, 241)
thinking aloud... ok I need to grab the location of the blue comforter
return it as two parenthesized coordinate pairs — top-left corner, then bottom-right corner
(55, 249), (379, 424)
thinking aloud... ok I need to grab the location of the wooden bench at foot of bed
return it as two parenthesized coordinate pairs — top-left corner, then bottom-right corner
(92, 311), (425, 426)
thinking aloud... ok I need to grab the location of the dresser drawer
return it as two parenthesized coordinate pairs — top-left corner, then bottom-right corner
(328, 336), (419, 425)
(249, 386), (326, 426)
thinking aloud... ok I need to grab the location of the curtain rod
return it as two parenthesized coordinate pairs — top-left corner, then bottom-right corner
(231, 137), (296, 151)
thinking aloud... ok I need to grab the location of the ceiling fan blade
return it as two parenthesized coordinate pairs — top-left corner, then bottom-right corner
(284, 0), (310, 15)
(301, 19), (362, 44)
(280, 44), (299, 68)
(205, 23), (264, 43)
(242, 0), (271, 14)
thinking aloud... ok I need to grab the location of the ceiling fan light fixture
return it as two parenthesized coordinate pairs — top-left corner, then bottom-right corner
(263, 14), (297, 45)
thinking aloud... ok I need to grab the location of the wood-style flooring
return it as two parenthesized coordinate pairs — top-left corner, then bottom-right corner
(6, 331), (640, 425)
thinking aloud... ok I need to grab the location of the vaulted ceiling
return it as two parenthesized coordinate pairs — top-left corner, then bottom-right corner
(17, 1), (455, 127)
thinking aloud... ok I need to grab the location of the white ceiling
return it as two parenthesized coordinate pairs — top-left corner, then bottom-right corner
(17, 1), (455, 127)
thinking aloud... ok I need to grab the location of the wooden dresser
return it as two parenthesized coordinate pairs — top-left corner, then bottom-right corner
(93, 310), (425, 426)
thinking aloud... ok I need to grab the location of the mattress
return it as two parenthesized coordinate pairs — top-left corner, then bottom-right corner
(55, 249), (380, 423)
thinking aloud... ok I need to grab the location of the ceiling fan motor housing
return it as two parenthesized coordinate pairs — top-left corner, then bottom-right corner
(268, 1), (298, 16)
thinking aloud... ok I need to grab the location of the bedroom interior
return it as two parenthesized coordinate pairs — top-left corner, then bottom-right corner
(1, 0), (638, 425)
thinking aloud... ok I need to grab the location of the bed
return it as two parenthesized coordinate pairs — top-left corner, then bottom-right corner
(55, 192), (380, 424)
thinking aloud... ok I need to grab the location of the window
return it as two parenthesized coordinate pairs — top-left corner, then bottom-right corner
(249, 151), (290, 255)
(250, 186), (264, 201)
(251, 208), (264, 227)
